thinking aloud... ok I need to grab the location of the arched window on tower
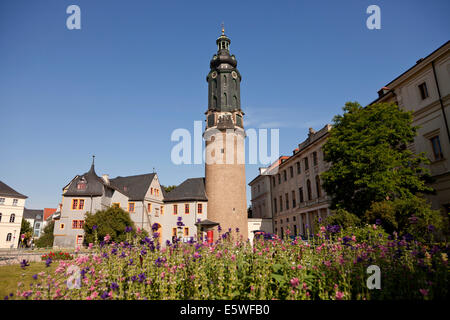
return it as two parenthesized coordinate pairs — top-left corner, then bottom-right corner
(224, 75), (227, 86)
(223, 93), (227, 106)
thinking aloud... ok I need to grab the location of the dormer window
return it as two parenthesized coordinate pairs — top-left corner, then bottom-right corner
(77, 178), (87, 190)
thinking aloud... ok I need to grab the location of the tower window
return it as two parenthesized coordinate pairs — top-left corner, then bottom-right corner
(307, 180), (312, 200)
(223, 93), (227, 105)
(315, 175), (322, 198)
(296, 161), (301, 174)
(304, 157), (309, 170)
(313, 152), (318, 166)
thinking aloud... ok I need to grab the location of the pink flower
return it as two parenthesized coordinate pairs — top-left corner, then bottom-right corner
(351, 235), (356, 241)
(290, 278), (300, 288)
(231, 254), (236, 261)
(335, 291), (344, 300)
(160, 272), (166, 279)
(104, 234), (111, 243)
(419, 289), (429, 296)
(297, 265), (303, 269)
(88, 243), (93, 249)
(302, 282), (308, 290)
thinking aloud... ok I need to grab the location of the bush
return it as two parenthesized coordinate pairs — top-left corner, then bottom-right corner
(323, 208), (361, 229)
(35, 221), (55, 248)
(83, 206), (146, 245)
(365, 197), (447, 242)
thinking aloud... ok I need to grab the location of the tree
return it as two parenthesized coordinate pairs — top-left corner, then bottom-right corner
(20, 219), (33, 246)
(83, 206), (138, 245)
(35, 220), (54, 248)
(321, 102), (433, 219)
(162, 185), (177, 193)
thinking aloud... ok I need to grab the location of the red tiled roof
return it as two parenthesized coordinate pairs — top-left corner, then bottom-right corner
(44, 208), (57, 220)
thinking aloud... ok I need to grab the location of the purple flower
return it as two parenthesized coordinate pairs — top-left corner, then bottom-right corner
(428, 225), (435, 232)
(45, 258), (52, 267)
(218, 225), (222, 232)
(131, 275), (137, 282)
(153, 232), (160, 239)
(20, 259), (29, 269)
(125, 226), (133, 233)
(140, 249), (147, 256)
(236, 228), (240, 233)
(128, 258), (134, 265)
(111, 248), (117, 255)
(32, 274), (38, 280)
(151, 223), (159, 232)
(138, 273), (146, 283)
(92, 225), (98, 230)
(110, 282), (119, 291)
(375, 219), (381, 225)
(102, 252), (108, 258)
(101, 291), (109, 299)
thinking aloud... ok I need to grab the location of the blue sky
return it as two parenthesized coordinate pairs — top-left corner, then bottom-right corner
(0, 0), (449, 209)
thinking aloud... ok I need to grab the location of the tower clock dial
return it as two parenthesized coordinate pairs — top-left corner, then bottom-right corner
(231, 71), (238, 79)
(211, 71), (217, 79)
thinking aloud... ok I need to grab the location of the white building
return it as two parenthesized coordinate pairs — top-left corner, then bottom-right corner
(0, 180), (27, 249)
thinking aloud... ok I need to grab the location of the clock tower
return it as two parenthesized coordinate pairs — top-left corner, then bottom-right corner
(203, 27), (248, 240)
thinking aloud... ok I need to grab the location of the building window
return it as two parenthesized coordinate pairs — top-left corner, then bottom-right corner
(313, 152), (318, 166)
(279, 196), (283, 211)
(307, 180), (312, 200)
(72, 220), (84, 229)
(283, 170), (287, 181)
(315, 175), (322, 198)
(296, 162), (301, 174)
(418, 82), (429, 100)
(128, 202), (135, 213)
(112, 203), (120, 208)
(285, 193), (289, 210)
(293, 216), (296, 221)
(278, 174), (281, 184)
(294, 225), (297, 236)
(299, 188), (304, 203)
(304, 157), (309, 170)
(290, 166), (293, 178)
(6, 233), (12, 242)
(273, 198), (277, 213)
(172, 228), (177, 237)
(184, 227), (189, 236)
(185, 204), (190, 214)
(148, 203), (152, 213)
(12, 199), (18, 206)
(173, 204), (178, 215)
(9, 214), (15, 223)
(60, 223), (65, 230)
(198, 203), (203, 214)
(0, 213), (2, 222)
(76, 235), (83, 245)
(71, 199), (84, 210)
(0, 198), (5, 205)
(292, 190), (296, 208)
(280, 219), (283, 224)
(160, 206), (164, 215)
(151, 188), (153, 195)
(281, 227), (284, 238)
(272, 176), (276, 187)
(430, 135), (444, 161)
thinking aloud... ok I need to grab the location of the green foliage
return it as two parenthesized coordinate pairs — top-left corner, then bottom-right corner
(365, 197), (448, 242)
(162, 185), (177, 193)
(321, 101), (433, 218)
(35, 221), (55, 248)
(20, 219), (33, 244)
(323, 208), (361, 229)
(83, 206), (138, 245)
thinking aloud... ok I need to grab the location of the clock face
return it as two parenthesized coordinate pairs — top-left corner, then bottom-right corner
(231, 71), (238, 79)
(211, 71), (217, 79)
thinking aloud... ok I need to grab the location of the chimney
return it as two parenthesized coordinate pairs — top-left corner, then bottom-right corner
(102, 174), (110, 184)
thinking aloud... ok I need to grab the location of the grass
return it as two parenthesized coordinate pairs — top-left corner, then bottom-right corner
(0, 262), (56, 299)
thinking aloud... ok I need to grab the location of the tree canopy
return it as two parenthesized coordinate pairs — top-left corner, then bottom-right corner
(321, 101), (433, 219)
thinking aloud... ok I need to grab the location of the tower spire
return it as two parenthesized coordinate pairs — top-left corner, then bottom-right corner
(221, 22), (225, 35)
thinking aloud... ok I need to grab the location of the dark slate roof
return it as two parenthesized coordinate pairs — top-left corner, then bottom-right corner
(0, 180), (28, 199)
(163, 178), (208, 202)
(109, 173), (156, 201)
(23, 208), (44, 221)
(63, 164), (106, 197)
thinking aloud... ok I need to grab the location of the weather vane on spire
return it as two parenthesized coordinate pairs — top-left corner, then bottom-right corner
(92, 155), (95, 165)
(221, 22), (225, 35)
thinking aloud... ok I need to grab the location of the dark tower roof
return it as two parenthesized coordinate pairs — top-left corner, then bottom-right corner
(63, 161), (105, 197)
(206, 26), (242, 113)
(109, 173), (156, 201)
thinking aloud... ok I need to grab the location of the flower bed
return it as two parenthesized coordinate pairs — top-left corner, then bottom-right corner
(13, 225), (449, 300)
(41, 251), (74, 261)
